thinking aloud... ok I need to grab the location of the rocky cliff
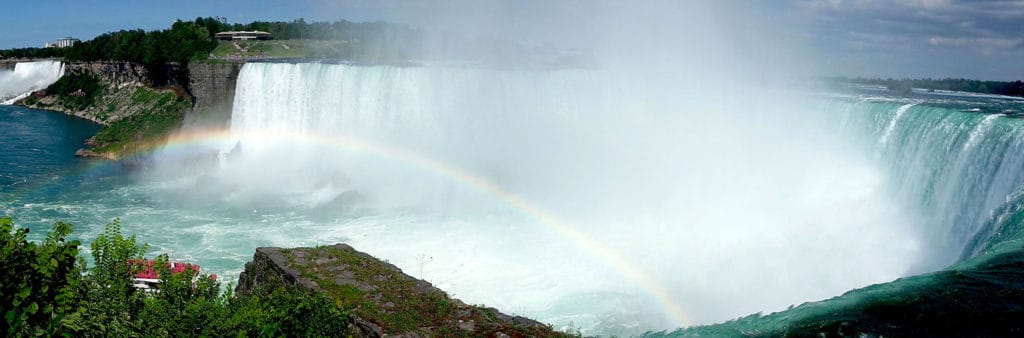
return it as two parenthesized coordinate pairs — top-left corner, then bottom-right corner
(185, 61), (243, 129)
(16, 61), (192, 159)
(62, 61), (187, 88)
(237, 244), (565, 337)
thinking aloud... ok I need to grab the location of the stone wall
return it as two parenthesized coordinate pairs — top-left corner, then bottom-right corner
(185, 61), (243, 129)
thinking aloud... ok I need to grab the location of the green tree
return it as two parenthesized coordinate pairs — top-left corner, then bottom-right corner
(73, 218), (150, 335)
(0, 217), (81, 336)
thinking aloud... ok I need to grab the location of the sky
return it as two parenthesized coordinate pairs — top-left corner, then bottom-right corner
(0, 0), (1021, 80)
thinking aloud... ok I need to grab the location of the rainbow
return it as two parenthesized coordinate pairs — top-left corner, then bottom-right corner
(21, 127), (696, 327)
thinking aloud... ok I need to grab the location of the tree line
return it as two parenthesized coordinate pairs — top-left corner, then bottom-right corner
(833, 76), (1024, 98)
(0, 17), (419, 63)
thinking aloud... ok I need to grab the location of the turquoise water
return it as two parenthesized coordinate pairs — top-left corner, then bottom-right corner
(4, 82), (1024, 335)
(0, 105), (100, 189)
(653, 89), (1024, 336)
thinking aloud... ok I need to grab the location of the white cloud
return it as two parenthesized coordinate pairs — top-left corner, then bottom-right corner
(794, 0), (954, 11)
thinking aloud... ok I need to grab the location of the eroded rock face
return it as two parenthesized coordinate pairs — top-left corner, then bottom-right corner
(185, 62), (243, 129)
(237, 244), (564, 337)
(63, 61), (186, 88)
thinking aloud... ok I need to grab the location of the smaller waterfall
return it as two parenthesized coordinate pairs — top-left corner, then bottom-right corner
(0, 60), (65, 104)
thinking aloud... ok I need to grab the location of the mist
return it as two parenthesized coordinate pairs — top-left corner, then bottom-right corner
(143, 1), (931, 335)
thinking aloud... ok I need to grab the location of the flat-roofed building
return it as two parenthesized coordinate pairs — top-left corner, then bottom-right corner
(46, 37), (80, 48)
(215, 31), (272, 41)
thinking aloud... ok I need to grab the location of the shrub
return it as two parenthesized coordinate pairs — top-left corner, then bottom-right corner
(0, 217), (81, 336)
(1, 217), (350, 336)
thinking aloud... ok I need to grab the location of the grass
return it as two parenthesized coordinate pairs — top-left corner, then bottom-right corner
(210, 40), (313, 59)
(287, 246), (456, 333)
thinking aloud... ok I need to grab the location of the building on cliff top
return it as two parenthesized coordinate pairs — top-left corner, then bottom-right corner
(45, 37), (80, 48)
(215, 31), (272, 41)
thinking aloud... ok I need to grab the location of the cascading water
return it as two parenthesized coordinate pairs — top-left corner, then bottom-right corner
(828, 96), (1024, 266)
(170, 62), (928, 333)
(0, 60), (64, 104)
(655, 94), (1024, 335)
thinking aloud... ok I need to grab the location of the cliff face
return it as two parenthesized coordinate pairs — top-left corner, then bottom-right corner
(63, 61), (186, 88)
(237, 244), (563, 337)
(18, 61), (190, 125)
(16, 61), (192, 159)
(185, 61), (243, 129)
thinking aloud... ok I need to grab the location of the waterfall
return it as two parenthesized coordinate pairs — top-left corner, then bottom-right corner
(831, 98), (1024, 265)
(0, 60), (64, 104)
(218, 62), (938, 328)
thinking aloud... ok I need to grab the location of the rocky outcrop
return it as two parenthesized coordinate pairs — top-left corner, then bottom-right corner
(0, 58), (47, 69)
(20, 82), (185, 126)
(237, 244), (564, 337)
(185, 61), (243, 129)
(63, 61), (187, 88)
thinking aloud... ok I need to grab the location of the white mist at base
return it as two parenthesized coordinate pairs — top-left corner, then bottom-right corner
(0, 61), (64, 104)
(147, 61), (926, 335)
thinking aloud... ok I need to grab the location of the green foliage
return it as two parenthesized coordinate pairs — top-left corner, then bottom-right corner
(0, 47), (65, 59)
(204, 286), (350, 337)
(72, 219), (150, 335)
(91, 88), (190, 154)
(1, 217), (351, 336)
(61, 19), (217, 64)
(43, 73), (105, 111)
(0, 217), (81, 336)
(3, 16), (420, 63)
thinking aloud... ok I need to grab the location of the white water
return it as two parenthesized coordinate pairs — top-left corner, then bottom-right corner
(877, 103), (916, 147)
(0, 60), (64, 104)
(147, 62), (926, 334)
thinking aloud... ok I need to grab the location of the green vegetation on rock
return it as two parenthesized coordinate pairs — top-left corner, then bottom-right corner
(24, 76), (192, 158)
(40, 73), (105, 111)
(260, 245), (568, 336)
(90, 88), (190, 155)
